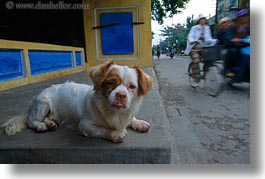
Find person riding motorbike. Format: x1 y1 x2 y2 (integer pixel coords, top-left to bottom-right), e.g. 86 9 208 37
169 46 174 59
157 45 161 59
224 9 250 84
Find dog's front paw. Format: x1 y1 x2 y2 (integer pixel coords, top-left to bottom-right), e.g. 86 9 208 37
44 118 58 131
110 131 126 143
130 118 150 132
35 123 48 132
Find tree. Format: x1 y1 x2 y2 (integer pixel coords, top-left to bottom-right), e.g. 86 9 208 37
174 23 187 51
156 16 196 52
186 15 196 32
151 0 190 24
159 23 186 47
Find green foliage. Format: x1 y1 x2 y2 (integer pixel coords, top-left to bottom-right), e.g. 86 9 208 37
157 22 187 50
151 0 190 24
153 16 197 52
186 15 196 32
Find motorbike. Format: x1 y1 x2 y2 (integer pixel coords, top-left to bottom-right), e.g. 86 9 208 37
170 51 174 59
225 36 250 86
169 49 174 59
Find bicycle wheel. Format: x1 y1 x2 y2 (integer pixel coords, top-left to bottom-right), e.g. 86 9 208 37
204 64 224 96
187 62 195 86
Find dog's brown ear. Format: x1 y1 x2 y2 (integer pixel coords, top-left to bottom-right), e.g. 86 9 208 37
134 67 154 97
89 61 115 90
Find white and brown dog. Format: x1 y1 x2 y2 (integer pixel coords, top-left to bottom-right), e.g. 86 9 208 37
1 61 153 143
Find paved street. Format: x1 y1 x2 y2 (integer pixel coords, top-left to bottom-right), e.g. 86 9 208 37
153 54 250 164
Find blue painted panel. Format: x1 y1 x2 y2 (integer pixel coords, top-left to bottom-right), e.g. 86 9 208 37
100 12 134 55
28 50 73 75
0 50 25 82
75 51 83 66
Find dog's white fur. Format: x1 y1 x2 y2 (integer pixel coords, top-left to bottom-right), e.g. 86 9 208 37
1 61 153 143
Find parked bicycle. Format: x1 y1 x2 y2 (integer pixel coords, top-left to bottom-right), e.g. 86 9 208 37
187 45 226 96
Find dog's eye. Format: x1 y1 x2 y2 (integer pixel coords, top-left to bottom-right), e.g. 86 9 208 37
128 84 136 90
103 80 116 87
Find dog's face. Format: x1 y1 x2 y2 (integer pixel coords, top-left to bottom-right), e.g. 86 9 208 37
89 61 153 110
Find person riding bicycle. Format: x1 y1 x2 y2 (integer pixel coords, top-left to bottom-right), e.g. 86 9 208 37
184 14 218 87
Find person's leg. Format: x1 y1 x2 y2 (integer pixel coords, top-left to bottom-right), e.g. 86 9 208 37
225 47 239 77
189 47 201 87
235 54 250 82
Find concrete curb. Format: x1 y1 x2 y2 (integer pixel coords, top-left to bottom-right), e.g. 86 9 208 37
0 68 171 164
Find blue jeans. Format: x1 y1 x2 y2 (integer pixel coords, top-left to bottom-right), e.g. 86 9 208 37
234 54 250 82
225 46 250 82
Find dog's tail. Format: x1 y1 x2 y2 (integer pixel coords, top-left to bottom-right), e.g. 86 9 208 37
1 114 27 136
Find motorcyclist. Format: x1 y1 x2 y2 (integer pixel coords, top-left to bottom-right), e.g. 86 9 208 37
169 46 174 59
226 8 250 83
157 45 161 59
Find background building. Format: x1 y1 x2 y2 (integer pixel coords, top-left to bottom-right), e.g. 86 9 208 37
216 0 250 22
0 0 152 91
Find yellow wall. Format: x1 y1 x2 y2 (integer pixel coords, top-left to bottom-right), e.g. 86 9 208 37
83 0 152 67
0 0 152 91
0 39 87 91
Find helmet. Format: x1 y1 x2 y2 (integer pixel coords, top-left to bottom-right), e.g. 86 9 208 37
237 9 249 17
218 17 231 26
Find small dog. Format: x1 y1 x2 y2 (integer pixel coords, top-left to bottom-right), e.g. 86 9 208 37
1 61 153 143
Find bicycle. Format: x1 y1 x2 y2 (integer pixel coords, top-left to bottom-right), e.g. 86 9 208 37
187 45 225 96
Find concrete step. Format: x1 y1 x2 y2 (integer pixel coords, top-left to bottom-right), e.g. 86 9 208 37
0 68 171 164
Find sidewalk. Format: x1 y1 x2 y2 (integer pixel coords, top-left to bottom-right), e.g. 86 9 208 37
0 68 171 164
